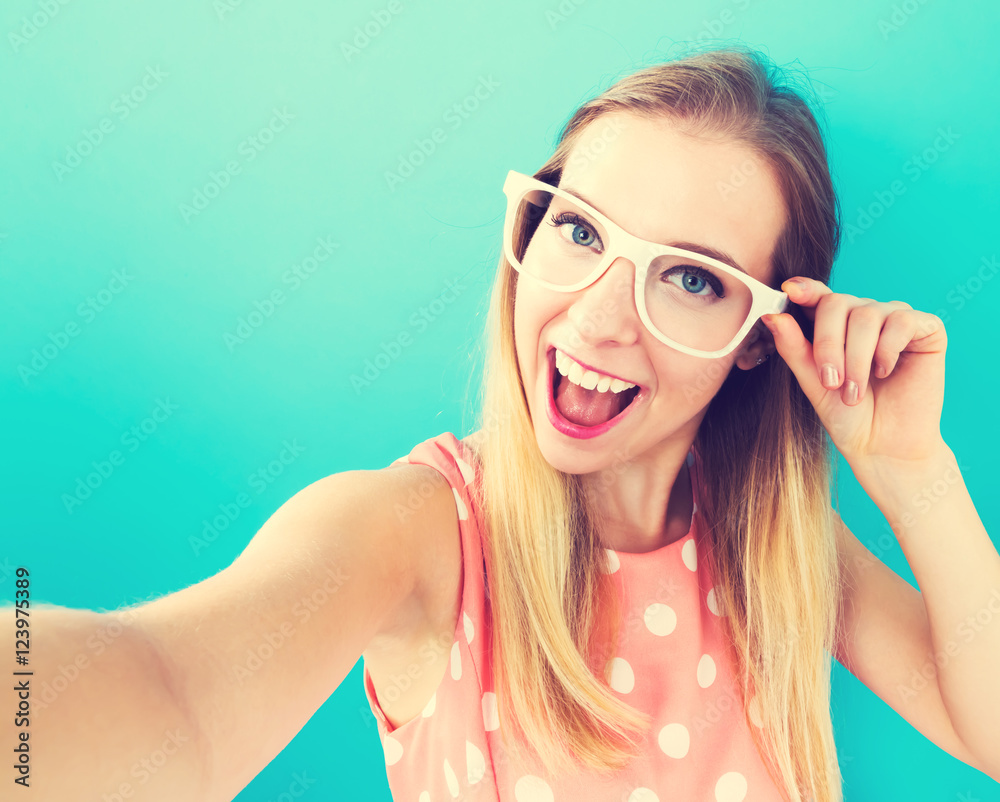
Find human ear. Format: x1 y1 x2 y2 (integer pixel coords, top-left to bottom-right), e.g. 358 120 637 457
732 321 776 371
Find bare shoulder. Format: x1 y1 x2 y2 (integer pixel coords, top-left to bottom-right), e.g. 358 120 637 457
358 452 469 728
373 458 465 641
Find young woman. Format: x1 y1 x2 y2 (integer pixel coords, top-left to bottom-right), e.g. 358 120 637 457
8 46 998 802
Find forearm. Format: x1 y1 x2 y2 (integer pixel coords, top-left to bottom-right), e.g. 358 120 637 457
859 442 1000 773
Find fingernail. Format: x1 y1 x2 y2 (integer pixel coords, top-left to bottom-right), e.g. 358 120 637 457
844 380 858 405
821 364 839 388
784 278 806 291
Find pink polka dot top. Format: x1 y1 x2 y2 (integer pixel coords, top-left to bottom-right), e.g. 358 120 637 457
362 432 787 801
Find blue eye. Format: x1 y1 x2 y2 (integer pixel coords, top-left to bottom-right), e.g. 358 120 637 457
569 225 594 246
661 267 725 298
681 273 708 294
548 212 604 251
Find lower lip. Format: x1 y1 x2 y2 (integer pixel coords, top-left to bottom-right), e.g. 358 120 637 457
544 348 643 440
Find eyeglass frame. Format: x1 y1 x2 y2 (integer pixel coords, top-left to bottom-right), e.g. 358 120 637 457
501 169 790 359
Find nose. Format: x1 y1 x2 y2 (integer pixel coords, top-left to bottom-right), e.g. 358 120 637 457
565 256 643 347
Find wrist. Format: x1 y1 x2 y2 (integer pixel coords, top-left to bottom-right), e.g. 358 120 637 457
848 440 960 515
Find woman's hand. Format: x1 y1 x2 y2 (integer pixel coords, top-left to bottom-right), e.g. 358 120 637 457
761 276 949 483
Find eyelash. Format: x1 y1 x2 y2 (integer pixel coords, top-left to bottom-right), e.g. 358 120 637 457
546 208 725 298
548 211 603 248
663 264 726 298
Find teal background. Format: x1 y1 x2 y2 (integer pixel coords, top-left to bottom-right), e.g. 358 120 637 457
2 0 998 799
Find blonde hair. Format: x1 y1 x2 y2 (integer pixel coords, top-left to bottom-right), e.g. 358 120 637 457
462 44 843 802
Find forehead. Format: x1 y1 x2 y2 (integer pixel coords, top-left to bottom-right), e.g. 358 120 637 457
561 112 787 285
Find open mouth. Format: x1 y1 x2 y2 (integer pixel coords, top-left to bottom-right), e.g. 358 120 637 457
546 347 642 437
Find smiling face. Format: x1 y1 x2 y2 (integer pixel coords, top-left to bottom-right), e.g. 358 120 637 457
512 111 788 475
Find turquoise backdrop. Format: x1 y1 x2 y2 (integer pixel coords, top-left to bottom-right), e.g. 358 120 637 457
2 1 998 799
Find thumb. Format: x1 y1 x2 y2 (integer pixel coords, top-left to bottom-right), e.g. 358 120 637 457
761 313 826 406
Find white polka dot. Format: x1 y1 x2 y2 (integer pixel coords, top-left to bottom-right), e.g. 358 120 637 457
747 695 763 728
464 611 475 644
452 487 469 521
383 734 403 765
482 692 499 731
421 691 436 718
466 740 486 784
715 771 747 802
706 587 721 616
451 641 462 680
692 500 699 515
418 792 431 802
455 456 476 485
627 788 659 802
443 757 459 797
514 774 554 802
603 548 620 574
608 657 635 693
657 722 690 758
697 653 717 688
681 538 697 571
644 603 677 636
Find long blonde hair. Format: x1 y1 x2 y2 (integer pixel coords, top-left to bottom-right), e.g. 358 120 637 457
462 44 843 802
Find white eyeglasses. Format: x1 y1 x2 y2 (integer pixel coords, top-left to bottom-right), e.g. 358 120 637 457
502 170 789 358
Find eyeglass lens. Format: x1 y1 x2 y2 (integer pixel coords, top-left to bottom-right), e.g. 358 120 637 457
510 189 755 352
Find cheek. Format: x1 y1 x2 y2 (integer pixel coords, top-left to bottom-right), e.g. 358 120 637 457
512 282 542 382
513 281 559 357
650 353 739 406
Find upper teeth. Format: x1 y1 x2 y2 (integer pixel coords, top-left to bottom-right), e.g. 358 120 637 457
555 349 637 393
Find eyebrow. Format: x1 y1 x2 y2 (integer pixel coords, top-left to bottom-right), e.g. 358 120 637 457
559 185 749 275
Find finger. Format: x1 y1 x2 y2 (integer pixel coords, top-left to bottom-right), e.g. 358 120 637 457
761 312 825 406
843 304 887 405
872 308 933 376
780 276 834 322
810 293 853 391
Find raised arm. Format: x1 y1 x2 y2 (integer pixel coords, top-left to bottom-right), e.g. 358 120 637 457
3 462 451 801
